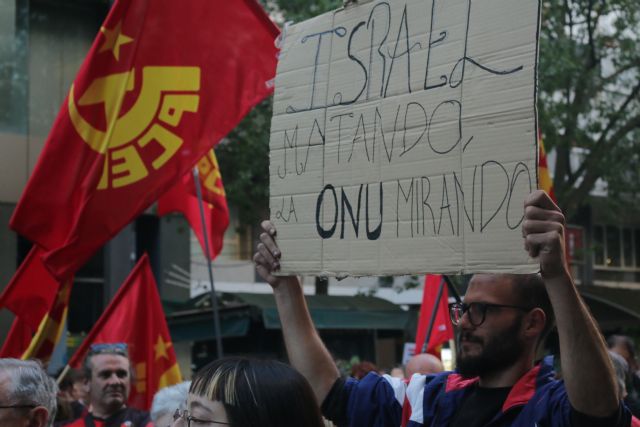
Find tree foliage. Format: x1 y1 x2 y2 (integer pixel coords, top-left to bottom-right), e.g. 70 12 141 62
539 0 640 217
216 100 273 227
264 0 342 23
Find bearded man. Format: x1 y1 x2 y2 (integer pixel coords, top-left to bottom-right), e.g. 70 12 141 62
254 191 631 427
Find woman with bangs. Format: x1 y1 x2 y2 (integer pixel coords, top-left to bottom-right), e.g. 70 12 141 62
171 357 325 427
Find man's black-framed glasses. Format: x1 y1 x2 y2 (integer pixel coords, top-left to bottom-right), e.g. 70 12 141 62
173 408 231 426
449 302 532 327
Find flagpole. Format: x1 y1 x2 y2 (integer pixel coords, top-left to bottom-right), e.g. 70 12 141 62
56 364 71 385
421 276 446 354
443 275 462 303
192 167 224 359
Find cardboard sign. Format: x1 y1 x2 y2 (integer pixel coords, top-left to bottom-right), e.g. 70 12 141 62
269 0 541 276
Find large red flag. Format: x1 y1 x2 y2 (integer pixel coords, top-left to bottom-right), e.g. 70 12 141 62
67 254 181 410
10 0 279 280
414 274 454 357
158 149 230 260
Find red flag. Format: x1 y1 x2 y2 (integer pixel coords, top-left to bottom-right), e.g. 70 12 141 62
189 149 228 209
67 254 182 410
21 279 73 362
414 275 454 357
158 149 229 260
0 319 33 358
0 247 73 361
10 0 279 280
0 248 60 331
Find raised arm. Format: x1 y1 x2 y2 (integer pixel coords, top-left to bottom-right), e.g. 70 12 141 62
254 220 340 403
522 190 619 416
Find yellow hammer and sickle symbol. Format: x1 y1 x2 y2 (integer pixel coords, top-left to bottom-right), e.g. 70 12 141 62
68 66 200 189
198 151 226 197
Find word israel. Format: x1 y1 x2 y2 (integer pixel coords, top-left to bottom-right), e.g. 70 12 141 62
284 1 522 114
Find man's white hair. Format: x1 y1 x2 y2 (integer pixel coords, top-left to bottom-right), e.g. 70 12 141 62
150 381 191 423
0 358 58 427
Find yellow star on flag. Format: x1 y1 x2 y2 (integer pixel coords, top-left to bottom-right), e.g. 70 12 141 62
99 21 133 61
154 335 173 361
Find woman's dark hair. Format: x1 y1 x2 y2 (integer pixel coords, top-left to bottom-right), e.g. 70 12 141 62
190 357 324 427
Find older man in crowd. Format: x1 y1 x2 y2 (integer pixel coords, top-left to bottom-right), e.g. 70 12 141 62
61 343 150 427
150 381 190 427
0 358 57 427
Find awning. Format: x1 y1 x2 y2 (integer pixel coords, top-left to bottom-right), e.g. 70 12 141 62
579 286 640 329
168 308 252 342
165 292 409 342
229 292 409 330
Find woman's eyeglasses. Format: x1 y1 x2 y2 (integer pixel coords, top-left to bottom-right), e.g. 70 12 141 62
173 408 231 426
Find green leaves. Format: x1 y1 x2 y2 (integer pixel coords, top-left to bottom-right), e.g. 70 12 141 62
538 0 640 215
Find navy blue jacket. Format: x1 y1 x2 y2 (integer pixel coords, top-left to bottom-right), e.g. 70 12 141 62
323 356 630 427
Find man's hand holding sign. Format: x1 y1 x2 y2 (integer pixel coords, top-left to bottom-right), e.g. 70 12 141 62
256 0 628 426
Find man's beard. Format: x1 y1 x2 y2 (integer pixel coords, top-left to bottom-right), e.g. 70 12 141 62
456 316 525 378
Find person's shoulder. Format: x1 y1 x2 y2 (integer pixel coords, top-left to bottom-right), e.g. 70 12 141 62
54 417 85 427
123 407 151 426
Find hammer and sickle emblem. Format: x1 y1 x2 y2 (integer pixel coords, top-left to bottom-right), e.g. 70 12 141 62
68 66 200 189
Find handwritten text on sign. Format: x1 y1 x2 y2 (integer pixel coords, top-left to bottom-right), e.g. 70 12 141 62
269 0 541 276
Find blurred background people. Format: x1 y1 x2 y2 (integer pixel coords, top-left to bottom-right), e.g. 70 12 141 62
56 368 88 421
349 361 377 380
389 365 405 379
608 335 640 399
405 353 444 378
609 350 640 419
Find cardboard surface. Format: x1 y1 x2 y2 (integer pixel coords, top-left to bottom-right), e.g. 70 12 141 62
269 0 541 276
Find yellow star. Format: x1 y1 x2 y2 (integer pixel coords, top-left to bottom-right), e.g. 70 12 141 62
154 335 173 361
99 21 133 61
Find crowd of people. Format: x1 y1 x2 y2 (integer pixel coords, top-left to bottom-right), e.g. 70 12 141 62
1 190 639 427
